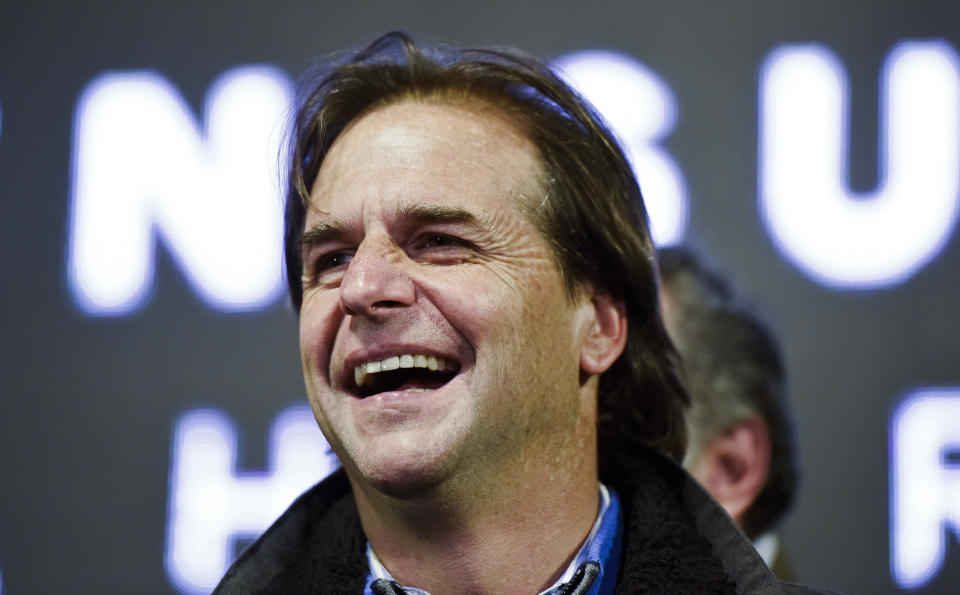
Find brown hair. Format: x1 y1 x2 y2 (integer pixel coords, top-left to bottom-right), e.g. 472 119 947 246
284 31 689 469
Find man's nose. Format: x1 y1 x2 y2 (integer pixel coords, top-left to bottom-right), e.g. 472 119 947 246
338 239 416 317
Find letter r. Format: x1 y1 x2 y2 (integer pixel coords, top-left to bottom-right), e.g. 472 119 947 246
891 388 960 588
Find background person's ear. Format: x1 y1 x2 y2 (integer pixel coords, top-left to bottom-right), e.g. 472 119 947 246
689 416 771 527
579 290 627 375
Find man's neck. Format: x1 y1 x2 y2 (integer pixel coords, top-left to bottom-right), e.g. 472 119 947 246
351 445 599 594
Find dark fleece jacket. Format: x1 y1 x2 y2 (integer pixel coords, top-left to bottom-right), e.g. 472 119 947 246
214 447 830 594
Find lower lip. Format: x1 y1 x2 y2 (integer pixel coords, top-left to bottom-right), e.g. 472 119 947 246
351 381 454 414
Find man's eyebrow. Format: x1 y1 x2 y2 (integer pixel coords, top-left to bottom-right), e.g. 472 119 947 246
301 203 480 248
394 202 479 227
301 218 351 248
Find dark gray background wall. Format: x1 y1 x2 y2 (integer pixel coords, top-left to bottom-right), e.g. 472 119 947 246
1 1 958 593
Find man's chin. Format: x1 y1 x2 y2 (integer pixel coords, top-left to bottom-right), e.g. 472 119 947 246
349 446 456 500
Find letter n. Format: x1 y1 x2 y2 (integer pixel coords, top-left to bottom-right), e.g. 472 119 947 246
68 67 292 314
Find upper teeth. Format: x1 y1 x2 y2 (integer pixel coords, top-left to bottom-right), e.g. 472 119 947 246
354 354 454 388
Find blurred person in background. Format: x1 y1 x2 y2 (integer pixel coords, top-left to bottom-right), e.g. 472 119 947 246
659 246 800 579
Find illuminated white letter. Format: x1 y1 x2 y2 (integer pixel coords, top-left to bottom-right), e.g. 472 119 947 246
760 42 960 288
551 51 687 246
69 67 292 314
891 388 960 588
165 405 339 594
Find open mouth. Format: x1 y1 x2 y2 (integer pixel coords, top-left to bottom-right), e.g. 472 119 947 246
351 354 460 398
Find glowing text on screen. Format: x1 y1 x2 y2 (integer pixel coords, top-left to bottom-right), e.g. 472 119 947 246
165 405 339 594
890 388 960 589
68 67 292 315
65 44 960 313
551 51 687 246
759 41 960 289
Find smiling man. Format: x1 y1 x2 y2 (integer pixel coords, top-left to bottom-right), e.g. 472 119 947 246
215 32 821 594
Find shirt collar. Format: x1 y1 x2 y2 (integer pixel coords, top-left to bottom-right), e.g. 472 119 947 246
364 483 621 595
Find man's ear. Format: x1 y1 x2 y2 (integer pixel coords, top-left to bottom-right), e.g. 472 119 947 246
689 416 771 527
579 290 628 375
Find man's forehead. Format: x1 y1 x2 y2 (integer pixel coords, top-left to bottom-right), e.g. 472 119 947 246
306 98 547 219
325 100 537 168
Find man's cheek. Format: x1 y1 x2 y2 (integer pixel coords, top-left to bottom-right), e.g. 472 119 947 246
299 301 341 366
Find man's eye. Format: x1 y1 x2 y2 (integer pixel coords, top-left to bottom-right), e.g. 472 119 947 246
417 233 474 250
318 252 353 271
410 233 476 263
423 235 454 248
303 251 354 289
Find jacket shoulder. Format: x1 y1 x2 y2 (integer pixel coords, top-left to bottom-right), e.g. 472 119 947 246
213 468 367 594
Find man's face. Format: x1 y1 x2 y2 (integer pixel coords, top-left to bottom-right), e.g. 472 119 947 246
299 99 595 495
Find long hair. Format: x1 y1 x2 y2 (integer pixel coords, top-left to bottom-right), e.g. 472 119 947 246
284 32 689 469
